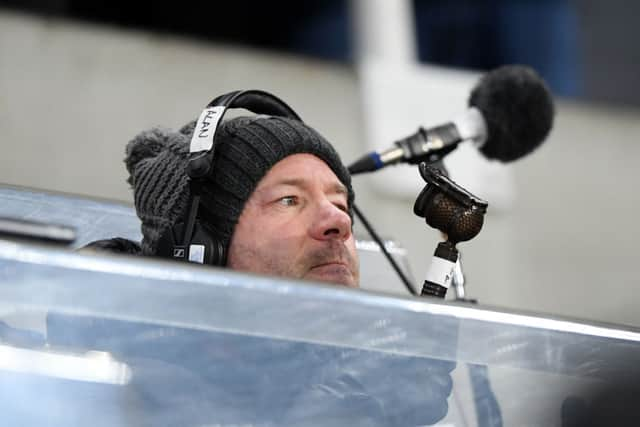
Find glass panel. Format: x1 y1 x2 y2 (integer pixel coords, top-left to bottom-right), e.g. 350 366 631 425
2 186 639 425
1 238 640 425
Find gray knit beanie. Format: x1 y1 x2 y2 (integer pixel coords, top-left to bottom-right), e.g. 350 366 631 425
125 115 354 258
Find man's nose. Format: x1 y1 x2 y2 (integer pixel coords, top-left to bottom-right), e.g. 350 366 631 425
310 200 352 241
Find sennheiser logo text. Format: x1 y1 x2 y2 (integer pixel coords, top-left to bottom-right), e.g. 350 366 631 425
173 248 185 258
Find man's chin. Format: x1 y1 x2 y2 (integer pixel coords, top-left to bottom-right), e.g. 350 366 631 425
305 264 358 288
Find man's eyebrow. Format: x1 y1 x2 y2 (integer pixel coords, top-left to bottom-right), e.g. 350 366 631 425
269 179 348 196
331 182 349 197
271 178 305 188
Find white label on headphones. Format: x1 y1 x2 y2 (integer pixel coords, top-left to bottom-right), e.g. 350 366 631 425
188 244 205 264
425 256 455 288
190 106 225 153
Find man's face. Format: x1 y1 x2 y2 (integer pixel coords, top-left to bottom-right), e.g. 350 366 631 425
227 153 360 287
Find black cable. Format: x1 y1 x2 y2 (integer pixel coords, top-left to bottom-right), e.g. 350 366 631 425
353 203 417 296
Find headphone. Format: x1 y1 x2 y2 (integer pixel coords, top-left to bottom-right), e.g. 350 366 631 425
155 90 302 266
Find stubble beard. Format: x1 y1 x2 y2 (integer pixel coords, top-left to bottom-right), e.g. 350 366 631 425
228 241 359 287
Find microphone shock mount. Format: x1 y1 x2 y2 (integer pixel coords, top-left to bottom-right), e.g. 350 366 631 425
413 163 488 298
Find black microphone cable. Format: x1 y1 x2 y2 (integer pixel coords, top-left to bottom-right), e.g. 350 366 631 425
353 203 417 296
350 159 450 297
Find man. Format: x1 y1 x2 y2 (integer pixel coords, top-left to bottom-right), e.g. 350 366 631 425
118 115 360 287
82 108 453 426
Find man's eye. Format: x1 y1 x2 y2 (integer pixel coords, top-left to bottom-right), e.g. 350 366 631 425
335 203 348 213
278 196 298 207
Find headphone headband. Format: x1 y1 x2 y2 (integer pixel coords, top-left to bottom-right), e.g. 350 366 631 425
208 90 301 119
187 90 301 179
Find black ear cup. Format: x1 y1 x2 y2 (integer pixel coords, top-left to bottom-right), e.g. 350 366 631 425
189 222 226 266
156 222 226 266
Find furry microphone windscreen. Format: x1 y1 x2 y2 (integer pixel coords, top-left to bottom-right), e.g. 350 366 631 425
469 65 555 162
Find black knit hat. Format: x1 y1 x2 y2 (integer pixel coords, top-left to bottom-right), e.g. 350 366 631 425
125 115 354 258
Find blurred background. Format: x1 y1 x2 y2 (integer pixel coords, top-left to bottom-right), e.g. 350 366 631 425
1 0 639 326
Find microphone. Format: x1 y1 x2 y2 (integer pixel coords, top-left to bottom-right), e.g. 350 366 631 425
348 65 555 175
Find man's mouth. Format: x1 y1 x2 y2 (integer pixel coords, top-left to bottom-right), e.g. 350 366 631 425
312 260 348 268
307 262 354 286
